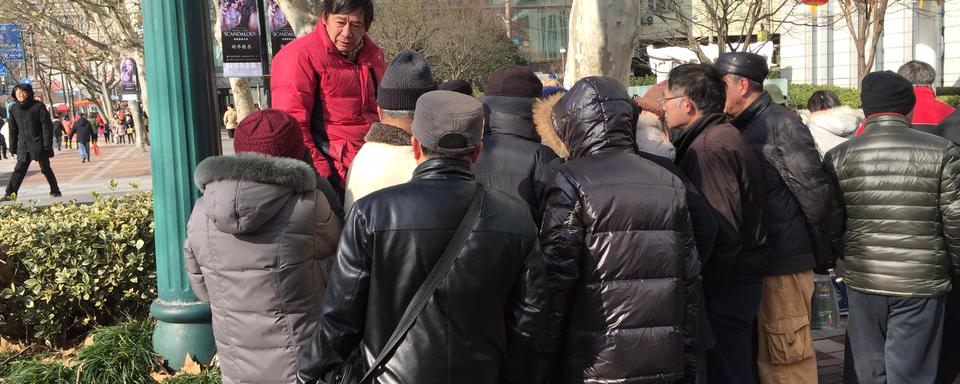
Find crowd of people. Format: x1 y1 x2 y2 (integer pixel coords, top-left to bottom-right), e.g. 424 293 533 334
182 1 960 384
0 83 147 201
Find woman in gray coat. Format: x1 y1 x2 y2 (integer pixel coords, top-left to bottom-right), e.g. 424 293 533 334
184 109 341 384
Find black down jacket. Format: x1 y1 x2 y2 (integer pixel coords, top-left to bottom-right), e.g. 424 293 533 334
824 114 960 297
473 95 561 225
535 77 700 383
70 116 96 144
8 84 54 159
297 159 544 384
730 92 838 274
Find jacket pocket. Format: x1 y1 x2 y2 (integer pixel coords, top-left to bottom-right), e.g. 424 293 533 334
761 315 812 365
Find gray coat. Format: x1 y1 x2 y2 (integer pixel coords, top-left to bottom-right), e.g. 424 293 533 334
185 153 341 384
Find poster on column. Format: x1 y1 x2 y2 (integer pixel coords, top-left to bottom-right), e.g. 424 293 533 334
221 0 264 77
267 0 295 58
119 58 141 101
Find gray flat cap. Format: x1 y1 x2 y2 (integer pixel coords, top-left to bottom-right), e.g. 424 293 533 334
412 90 484 155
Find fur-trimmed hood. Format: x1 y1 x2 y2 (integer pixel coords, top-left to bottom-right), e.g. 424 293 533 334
533 92 568 158
194 153 318 234
533 77 636 160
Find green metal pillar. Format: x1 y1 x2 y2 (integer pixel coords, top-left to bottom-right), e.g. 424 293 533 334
143 0 222 370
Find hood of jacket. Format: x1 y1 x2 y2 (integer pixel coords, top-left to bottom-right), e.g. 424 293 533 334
194 153 317 235
804 106 863 137
480 95 539 141
11 84 35 109
532 77 637 160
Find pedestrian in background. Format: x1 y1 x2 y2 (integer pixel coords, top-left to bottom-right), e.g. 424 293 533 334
52 116 64 151
62 116 73 149
801 90 862 156
223 103 238 139
70 112 96 163
3 83 61 200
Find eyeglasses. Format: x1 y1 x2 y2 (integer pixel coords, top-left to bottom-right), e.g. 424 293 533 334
657 95 684 106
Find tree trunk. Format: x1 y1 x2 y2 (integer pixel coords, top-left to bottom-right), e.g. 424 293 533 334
230 78 256 122
277 0 321 37
563 0 643 88
99 79 116 124
130 100 147 151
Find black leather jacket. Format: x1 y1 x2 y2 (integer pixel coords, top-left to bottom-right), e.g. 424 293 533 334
536 77 700 383
297 159 544 384
730 92 838 274
825 114 960 297
474 95 561 225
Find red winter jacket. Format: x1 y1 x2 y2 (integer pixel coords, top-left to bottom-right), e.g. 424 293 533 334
271 21 385 188
855 87 956 136
912 87 955 127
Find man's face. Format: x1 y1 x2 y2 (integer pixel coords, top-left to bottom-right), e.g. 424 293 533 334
14 89 27 102
722 75 743 116
662 88 689 130
324 10 365 54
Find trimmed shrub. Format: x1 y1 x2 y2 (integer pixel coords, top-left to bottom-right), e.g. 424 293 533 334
789 84 862 109
937 95 960 108
629 74 658 86
0 191 156 344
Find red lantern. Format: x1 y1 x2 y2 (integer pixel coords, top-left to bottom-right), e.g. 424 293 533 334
802 0 828 14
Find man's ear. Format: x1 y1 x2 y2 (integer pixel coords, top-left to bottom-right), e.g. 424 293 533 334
469 143 484 164
411 136 423 162
739 77 750 98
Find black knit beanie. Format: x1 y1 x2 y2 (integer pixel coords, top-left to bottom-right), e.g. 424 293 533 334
377 49 438 111
484 66 543 98
439 79 474 96
861 71 916 117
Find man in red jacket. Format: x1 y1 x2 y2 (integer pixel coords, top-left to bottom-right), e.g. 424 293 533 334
271 0 385 195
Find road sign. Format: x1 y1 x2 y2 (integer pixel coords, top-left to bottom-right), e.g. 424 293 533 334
0 24 23 61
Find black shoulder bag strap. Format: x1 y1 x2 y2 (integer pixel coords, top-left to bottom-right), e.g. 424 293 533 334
358 185 485 383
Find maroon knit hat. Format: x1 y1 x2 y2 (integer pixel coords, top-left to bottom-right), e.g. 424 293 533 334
233 109 306 160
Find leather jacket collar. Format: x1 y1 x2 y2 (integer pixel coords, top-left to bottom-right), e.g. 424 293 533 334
861 113 912 133
730 91 773 130
412 159 475 182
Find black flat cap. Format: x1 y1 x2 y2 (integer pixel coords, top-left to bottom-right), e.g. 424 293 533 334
714 52 769 83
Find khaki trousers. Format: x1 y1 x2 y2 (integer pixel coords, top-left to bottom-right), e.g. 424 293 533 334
756 269 817 384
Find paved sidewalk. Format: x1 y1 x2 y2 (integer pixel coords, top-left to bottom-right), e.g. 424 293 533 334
814 328 847 384
1 134 234 206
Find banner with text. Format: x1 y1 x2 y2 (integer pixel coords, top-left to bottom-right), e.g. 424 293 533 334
267 0 295 58
119 58 141 101
221 0 264 77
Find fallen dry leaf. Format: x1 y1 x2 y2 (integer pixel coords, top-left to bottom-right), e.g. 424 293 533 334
0 337 24 354
181 354 202 375
60 347 76 358
82 334 95 347
150 371 172 382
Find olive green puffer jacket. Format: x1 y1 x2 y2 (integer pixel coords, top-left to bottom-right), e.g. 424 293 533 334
825 114 960 298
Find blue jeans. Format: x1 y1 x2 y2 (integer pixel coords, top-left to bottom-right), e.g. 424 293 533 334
78 143 89 160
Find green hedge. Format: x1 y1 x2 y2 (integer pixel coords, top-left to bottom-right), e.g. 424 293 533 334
937 95 960 108
0 191 156 345
789 84 862 109
629 75 658 86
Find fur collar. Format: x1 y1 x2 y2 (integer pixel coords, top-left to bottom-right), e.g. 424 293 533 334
194 153 317 193
364 122 412 146
532 92 569 159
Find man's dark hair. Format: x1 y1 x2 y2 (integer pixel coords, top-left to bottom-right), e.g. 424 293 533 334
668 64 727 115
897 60 936 87
419 143 473 162
228 104 235 108
322 0 374 30
806 90 842 112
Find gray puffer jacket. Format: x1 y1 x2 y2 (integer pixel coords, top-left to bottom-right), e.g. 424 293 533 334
184 153 341 384
825 114 960 298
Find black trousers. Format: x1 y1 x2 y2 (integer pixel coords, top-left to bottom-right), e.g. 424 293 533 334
846 289 945 384
0 134 7 157
5 151 60 196
705 282 762 384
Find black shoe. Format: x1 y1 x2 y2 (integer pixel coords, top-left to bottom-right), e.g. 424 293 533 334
1 195 13 202
50 191 62 197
